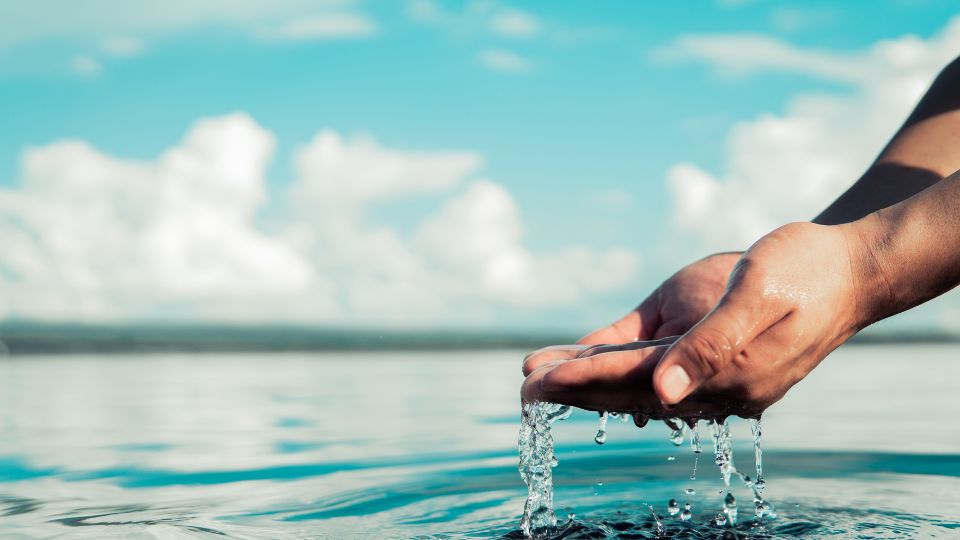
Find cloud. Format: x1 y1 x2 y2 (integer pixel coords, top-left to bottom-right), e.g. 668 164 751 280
0 113 638 326
477 49 531 73
659 18 960 253
101 36 145 57
0 0 362 51
407 0 443 23
490 8 540 38
70 55 102 77
769 7 840 34
258 13 377 41
653 34 865 82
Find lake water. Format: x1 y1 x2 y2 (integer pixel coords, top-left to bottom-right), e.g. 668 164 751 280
0 345 956 538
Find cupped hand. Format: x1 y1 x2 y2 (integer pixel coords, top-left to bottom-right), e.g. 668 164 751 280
522 252 740 377
523 222 871 420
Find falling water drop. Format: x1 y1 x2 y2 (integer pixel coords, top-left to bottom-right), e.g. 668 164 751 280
667 499 680 516
684 487 696 495
667 418 685 446
689 420 703 454
690 455 699 481
594 411 609 445
667 455 676 462
710 420 737 487
749 418 766 493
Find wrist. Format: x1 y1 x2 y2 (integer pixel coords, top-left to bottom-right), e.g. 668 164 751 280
838 212 897 328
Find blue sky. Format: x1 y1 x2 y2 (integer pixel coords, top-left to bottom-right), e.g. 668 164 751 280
2 1 960 331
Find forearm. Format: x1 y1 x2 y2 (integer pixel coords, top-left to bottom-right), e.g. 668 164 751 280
815 56 960 225
844 171 960 327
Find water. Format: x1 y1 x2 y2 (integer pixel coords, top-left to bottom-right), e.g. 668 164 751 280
518 401 568 537
0 346 955 538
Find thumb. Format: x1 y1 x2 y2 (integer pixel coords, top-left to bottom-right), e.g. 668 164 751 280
652 289 783 405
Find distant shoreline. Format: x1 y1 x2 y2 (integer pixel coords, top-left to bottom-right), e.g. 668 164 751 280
0 323 957 355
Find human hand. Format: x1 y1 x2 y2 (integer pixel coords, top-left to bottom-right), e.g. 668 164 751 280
522 222 870 420
522 252 739 377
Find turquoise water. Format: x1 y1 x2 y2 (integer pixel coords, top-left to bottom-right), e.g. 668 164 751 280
0 345 956 538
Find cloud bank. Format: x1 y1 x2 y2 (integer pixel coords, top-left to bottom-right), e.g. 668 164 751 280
661 17 960 252
0 114 638 326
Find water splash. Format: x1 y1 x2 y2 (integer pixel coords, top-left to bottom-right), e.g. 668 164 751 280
518 401 569 537
594 411 609 445
680 502 692 521
723 491 738 526
648 504 665 537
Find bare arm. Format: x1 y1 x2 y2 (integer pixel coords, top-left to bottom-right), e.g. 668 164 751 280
815 56 960 225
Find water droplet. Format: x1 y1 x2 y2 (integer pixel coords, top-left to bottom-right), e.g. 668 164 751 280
667 499 680 516
594 411 608 445
667 455 676 461
684 487 696 495
550 456 558 467
680 503 692 521
689 420 703 454
668 417 685 446
749 418 765 493
545 404 572 424
755 501 771 518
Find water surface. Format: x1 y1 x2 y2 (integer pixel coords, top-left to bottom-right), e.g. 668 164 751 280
0 345 956 538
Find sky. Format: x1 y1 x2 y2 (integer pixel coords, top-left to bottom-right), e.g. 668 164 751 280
1 0 960 332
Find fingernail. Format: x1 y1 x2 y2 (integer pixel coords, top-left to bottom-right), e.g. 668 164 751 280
660 365 691 404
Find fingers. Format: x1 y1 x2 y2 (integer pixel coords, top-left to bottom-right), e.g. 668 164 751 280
577 295 660 345
575 336 680 357
652 285 785 406
521 345 669 412
522 345 589 376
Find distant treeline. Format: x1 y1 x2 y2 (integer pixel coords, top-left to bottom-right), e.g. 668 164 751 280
0 323 578 355
0 323 956 355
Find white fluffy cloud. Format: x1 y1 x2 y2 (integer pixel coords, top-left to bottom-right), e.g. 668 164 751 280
477 49 531 73
661 17 960 252
257 14 377 41
490 9 540 38
0 113 638 325
0 1 358 50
